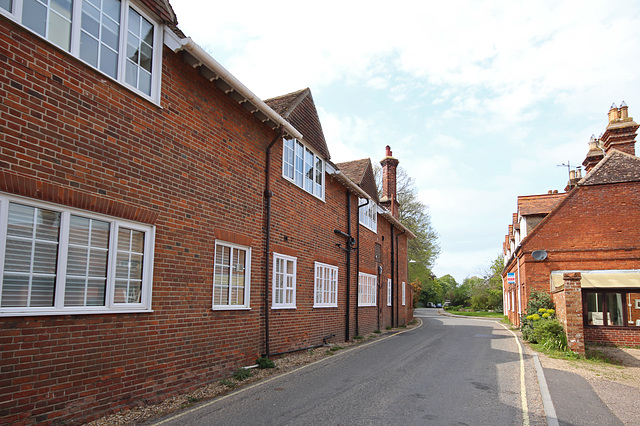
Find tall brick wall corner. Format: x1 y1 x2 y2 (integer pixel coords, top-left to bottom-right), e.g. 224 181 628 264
562 272 585 354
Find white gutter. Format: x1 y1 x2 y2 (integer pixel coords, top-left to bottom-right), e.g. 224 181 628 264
164 29 303 140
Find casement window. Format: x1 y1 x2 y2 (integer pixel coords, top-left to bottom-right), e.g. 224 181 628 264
314 262 337 308
387 278 392 307
212 241 250 310
272 253 296 309
359 198 377 232
0 195 154 316
402 281 406 306
0 0 162 101
358 272 376 307
282 138 324 199
584 290 640 327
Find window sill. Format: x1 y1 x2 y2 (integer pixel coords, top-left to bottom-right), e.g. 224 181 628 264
0 308 153 317
211 307 251 311
313 305 338 309
271 306 297 310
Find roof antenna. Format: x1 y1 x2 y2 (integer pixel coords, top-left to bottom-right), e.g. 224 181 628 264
557 161 571 179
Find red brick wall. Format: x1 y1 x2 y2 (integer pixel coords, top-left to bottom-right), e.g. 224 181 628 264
0 16 412 425
516 182 640 348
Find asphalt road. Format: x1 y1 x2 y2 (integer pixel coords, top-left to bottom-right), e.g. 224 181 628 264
155 308 549 425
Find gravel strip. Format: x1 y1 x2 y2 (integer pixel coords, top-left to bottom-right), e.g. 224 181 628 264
85 327 413 425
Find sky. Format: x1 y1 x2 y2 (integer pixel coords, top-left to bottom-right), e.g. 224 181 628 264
170 0 640 283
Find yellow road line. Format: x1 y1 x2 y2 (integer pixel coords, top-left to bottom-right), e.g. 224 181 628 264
500 322 530 426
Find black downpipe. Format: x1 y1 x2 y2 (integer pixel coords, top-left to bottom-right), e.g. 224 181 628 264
390 225 395 328
396 229 406 327
346 192 352 341
356 198 369 337
264 128 283 358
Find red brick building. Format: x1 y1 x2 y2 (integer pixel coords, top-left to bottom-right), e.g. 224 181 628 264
502 103 640 352
0 1 413 424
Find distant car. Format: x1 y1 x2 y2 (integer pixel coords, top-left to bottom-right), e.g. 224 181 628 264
426 302 435 308
436 303 442 308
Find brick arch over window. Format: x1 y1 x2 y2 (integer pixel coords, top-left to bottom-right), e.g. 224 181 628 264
0 172 158 224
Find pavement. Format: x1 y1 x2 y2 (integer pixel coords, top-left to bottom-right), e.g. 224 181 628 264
439 309 639 425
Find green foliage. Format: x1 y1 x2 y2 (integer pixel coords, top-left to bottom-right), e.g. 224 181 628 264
232 367 253 381
373 329 381 334
526 290 554 314
255 357 275 369
374 165 440 278
220 379 236 388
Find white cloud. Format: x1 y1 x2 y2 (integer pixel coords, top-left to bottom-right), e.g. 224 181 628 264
172 0 640 282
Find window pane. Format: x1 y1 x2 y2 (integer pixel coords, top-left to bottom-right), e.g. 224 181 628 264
86 278 106 305
80 32 99 67
0 0 13 13
7 203 35 238
23 0 47 37
51 0 72 18
103 0 119 20
606 293 624 326
49 9 72 50
29 275 56 307
102 17 119 50
64 277 86 306
4 238 32 272
81 2 100 38
100 46 118 78
1 275 29 307
625 293 640 326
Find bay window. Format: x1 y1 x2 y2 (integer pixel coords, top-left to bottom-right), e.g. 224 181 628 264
0 194 154 315
282 138 324 199
0 0 161 100
359 198 377 232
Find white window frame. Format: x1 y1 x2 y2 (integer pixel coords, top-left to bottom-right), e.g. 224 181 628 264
314 262 338 308
272 253 296 309
387 278 392 307
282 138 324 200
358 272 377 307
359 198 377 232
402 281 406 306
0 0 163 103
0 193 154 316
212 241 251 310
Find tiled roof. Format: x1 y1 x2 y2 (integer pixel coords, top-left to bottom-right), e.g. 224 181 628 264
141 0 177 24
580 150 640 186
517 193 567 216
265 89 331 160
335 159 379 202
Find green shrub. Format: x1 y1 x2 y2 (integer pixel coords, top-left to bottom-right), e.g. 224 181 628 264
533 319 568 351
256 357 275 369
232 367 253 381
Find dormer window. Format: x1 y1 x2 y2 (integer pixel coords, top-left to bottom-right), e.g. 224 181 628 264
0 0 162 101
282 138 324 199
359 198 377 232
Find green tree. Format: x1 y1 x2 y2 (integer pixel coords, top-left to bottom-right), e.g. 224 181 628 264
468 255 504 311
374 165 440 284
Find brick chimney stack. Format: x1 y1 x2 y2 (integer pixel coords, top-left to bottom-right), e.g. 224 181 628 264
600 102 638 156
380 145 400 218
582 134 604 173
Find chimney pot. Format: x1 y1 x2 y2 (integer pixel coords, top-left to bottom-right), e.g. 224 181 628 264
569 170 576 179
385 145 392 157
620 102 629 119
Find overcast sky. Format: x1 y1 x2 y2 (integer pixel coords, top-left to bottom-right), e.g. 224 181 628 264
171 0 640 283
